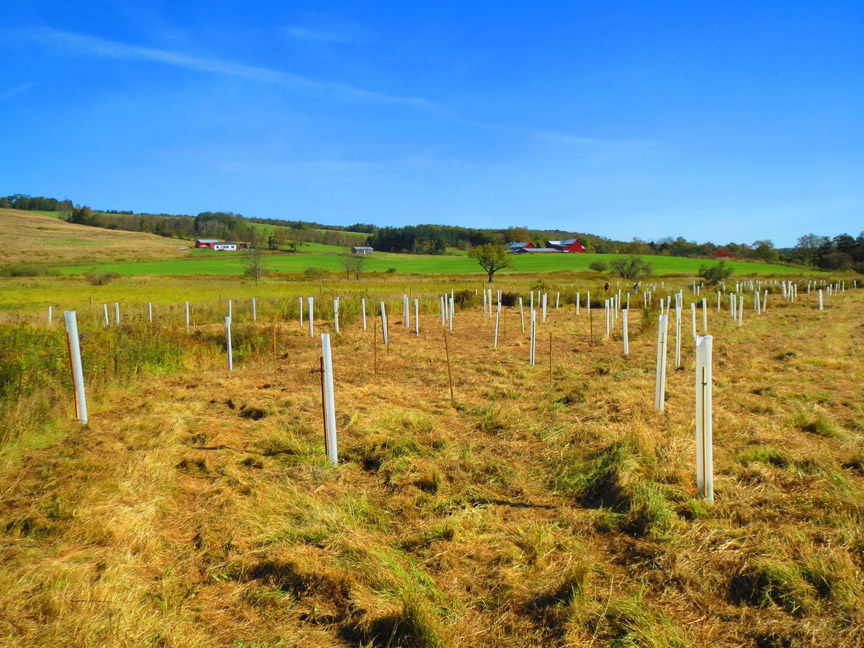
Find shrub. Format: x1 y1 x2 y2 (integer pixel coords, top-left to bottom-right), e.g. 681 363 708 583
699 261 734 285
0 264 41 277
83 268 120 285
589 260 608 272
610 256 652 280
303 267 327 280
500 291 519 307
386 267 397 274
452 290 475 306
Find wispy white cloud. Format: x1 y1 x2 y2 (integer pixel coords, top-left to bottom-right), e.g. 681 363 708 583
285 26 354 44
0 81 37 102
282 18 371 44
26 28 434 109
533 130 656 148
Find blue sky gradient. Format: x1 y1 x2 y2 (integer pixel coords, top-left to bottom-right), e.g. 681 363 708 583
1 1 862 245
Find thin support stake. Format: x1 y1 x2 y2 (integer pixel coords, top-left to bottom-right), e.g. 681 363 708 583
443 328 455 407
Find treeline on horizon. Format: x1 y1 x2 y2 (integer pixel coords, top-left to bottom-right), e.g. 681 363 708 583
2 194 863 271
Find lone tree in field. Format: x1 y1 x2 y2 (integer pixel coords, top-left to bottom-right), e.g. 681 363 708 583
698 260 734 285
244 247 267 284
470 243 512 282
610 255 652 280
344 249 365 280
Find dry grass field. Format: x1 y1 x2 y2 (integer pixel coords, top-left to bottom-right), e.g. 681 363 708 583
0 209 185 265
1 280 862 647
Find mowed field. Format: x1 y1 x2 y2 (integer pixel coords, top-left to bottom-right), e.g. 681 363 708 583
1 274 863 647
53 251 811 277
2 208 813 278
0 209 186 265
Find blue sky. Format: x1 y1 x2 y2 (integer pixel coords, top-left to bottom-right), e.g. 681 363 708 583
1 1 862 246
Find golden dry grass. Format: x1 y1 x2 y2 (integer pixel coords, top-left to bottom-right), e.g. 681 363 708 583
1 283 863 647
0 208 185 265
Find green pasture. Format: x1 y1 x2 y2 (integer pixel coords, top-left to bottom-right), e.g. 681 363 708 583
55 251 812 277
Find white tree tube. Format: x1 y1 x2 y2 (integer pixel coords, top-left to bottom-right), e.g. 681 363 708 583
530 291 534 312
403 294 409 328
654 314 668 411
414 299 419 336
252 297 257 324
361 298 367 330
449 296 454 331
148 302 153 323
64 311 88 424
556 292 560 309
299 297 304 327
675 307 682 368
225 316 233 371
321 333 338 466
695 335 714 503
185 301 190 333
308 297 314 337
701 298 707 332
818 289 824 311
586 291 591 316
691 303 697 341
576 292 580 315
529 309 537 366
114 302 120 325
542 293 547 323
48 306 52 326
519 297 525 333
762 290 768 312
483 290 488 319
605 300 610 337
440 296 445 326
494 303 501 349
334 297 340 334
228 299 232 319
380 302 389 344
737 295 744 327
623 308 629 355
717 291 721 313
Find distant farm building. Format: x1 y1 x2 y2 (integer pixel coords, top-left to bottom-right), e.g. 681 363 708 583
196 239 247 250
547 239 586 253
352 246 374 255
508 239 586 254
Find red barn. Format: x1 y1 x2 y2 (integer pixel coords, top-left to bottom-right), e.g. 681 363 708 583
547 238 586 253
